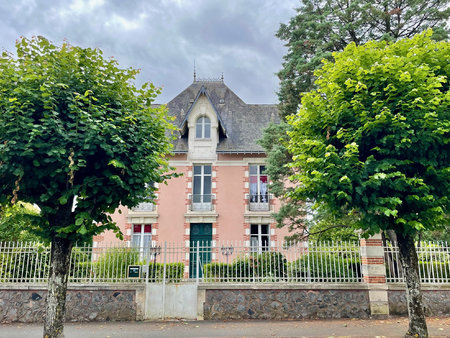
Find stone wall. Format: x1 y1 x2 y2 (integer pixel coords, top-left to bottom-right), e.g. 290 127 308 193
202 286 370 320
388 286 450 316
0 285 144 323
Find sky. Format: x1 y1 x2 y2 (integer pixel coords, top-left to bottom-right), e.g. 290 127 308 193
0 0 298 104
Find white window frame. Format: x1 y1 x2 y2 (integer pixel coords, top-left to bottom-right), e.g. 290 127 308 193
250 224 270 253
196 116 211 139
193 164 212 207
249 165 268 203
131 224 152 258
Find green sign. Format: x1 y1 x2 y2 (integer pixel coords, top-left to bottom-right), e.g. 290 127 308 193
128 265 141 278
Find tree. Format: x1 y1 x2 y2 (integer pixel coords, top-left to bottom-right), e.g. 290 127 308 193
0 37 175 337
0 202 42 242
277 0 450 119
287 31 449 337
258 122 359 241
261 0 449 240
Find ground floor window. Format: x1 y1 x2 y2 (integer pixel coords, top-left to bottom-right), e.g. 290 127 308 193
250 224 269 253
132 224 152 252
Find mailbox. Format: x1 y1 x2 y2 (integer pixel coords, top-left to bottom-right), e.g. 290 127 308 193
128 265 141 278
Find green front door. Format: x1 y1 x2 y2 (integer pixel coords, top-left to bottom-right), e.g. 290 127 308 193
189 223 212 278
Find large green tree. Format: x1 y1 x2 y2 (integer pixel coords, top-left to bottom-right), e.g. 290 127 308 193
0 37 175 337
287 31 449 337
277 0 449 119
261 0 449 240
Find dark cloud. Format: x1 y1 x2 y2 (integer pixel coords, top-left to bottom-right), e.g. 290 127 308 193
0 0 297 103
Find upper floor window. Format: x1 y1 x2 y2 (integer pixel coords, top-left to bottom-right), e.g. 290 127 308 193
249 165 268 203
196 116 211 139
191 165 212 211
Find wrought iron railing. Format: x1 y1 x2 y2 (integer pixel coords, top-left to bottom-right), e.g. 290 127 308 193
247 193 271 211
131 201 155 212
1 241 448 285
384 241 449 283
188 194 215 212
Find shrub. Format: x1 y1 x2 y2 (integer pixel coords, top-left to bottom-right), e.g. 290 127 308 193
418 261 450 282
287 252 361 282
94 247 140 281
203 263 230 282
0 243 49 282
203 252 288 282
147 262 184 283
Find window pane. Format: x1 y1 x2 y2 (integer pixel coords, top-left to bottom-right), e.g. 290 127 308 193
196 122 202 138
204 121 211 138
260 165 266 174
131 234 140 247
249 174 257 197
193 165 201 175
203 176 211 195
193 176 201 195
144 224 152 233
261 235 269 250
143 234 151 249
261 224 269 234
250 224 258 234
250 236 258 252
204 165 211 175
249 165 257 175
133 224 142 233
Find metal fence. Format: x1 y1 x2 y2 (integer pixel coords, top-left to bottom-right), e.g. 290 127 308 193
1 240 448 285
384 241 449 283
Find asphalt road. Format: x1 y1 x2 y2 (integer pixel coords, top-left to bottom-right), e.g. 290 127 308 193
1 317 449 337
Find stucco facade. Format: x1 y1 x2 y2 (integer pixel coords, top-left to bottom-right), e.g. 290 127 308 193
95 78 290 271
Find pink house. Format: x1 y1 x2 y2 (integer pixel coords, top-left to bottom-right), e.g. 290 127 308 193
94 77 291 276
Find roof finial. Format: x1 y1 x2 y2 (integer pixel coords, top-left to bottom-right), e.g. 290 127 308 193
221 72 224 82
193 60 196 82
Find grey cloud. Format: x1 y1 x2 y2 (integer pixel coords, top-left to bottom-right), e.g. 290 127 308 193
0 0 297 103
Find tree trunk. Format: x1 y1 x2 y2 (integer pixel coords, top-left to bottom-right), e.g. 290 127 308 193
44 237 73 338
396 231 428 337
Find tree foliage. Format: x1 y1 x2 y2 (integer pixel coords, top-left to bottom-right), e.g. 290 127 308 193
288 31 449 235
261 0 449 240
0 37 175 242
0 203 41 242
287 31 449 336
277 0 450 119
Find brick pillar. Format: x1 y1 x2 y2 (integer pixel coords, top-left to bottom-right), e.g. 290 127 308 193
360 233 389 316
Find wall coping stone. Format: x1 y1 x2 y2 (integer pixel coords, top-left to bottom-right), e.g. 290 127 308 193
0 283 145 291
387 283 450 291
198 283 369 290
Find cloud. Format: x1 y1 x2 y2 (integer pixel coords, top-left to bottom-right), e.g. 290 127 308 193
0 0 297 103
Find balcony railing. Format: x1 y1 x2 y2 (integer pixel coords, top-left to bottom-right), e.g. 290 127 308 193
248 193 270 211
132 202 155 212
189 194 215 212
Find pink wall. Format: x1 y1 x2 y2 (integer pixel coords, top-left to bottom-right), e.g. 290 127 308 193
215 165 245 242
95 205 128 245
156 165 188 244
104 153 296 246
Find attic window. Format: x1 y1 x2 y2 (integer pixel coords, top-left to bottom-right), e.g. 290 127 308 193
196 116 211 138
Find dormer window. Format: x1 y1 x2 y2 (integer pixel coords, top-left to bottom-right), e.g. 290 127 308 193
196 116 211 139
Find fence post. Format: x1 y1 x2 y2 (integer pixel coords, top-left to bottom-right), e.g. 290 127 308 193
360 233 389 316
162 241 167 320
196 241 200 285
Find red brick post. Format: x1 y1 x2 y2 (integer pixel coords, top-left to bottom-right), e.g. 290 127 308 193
360 233 389 316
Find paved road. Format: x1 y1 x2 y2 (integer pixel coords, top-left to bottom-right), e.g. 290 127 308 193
1 317 449 337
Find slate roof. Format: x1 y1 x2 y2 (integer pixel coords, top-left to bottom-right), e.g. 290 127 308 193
166 80 280 153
